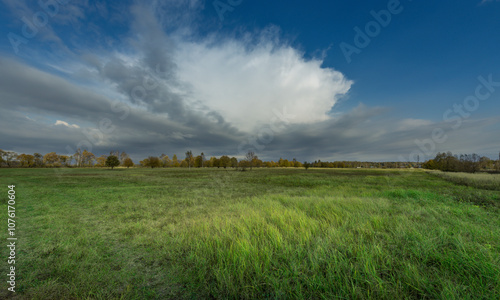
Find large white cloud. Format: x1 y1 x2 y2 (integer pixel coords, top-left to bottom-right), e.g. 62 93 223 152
175 37 353 131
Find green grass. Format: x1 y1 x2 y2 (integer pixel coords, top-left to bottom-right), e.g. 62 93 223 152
428 170 500 191
1 168 499 299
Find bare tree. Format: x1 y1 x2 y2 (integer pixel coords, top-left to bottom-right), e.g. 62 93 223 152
74 149 82 167
120 152 129 164
185 150 194 169
246 150 256 170
2 151 17 167
201 152 206 168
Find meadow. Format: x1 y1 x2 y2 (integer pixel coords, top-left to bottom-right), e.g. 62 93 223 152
0 167 499 299
427 170 500 193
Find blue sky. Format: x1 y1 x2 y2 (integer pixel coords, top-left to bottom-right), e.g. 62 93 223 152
0 0 499 162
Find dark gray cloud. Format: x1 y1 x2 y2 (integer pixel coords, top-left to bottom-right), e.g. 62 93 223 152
1 59 498 162
243 105 500 162
0 57 241 160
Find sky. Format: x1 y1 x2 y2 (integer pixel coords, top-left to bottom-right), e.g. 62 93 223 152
0 0 499 163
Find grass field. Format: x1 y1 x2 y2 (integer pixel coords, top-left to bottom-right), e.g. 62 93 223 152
427 170 500 193
1 168 499 299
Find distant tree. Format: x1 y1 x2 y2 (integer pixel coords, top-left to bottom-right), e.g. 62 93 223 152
201 152 206 167
278 158 290 167
424 152 482 173
185 151 194 169
65 155 73 167
140 158 150 168
148 156 162 169
252 157 263 168
123 157 134 168
194 155 203 168
120 152 129 164
43 152 59 167
220 155 231 169
230 157 238 168
213 158 221 168
17 154 34 167
468 154 480 173
294 160 303 168
3 151 18 167
0 150 4 167
208 156 217 168
74 149 83 167
479 156 492 170
33 153 44 167
303 162 311 170
16 154 24 167
106 155 120 169
160 154 172 167
283 159 290 168
81 150 96 167
422 159 436 170
246 151 256 170
172 154 180 168
238 159 250 171
96 155 107 167
59 155 70 167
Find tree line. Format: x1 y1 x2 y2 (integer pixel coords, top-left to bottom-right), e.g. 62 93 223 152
1 148 499 172
422 152 500 173
0 149 133 169
140 151 276 169
0 148 414 170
